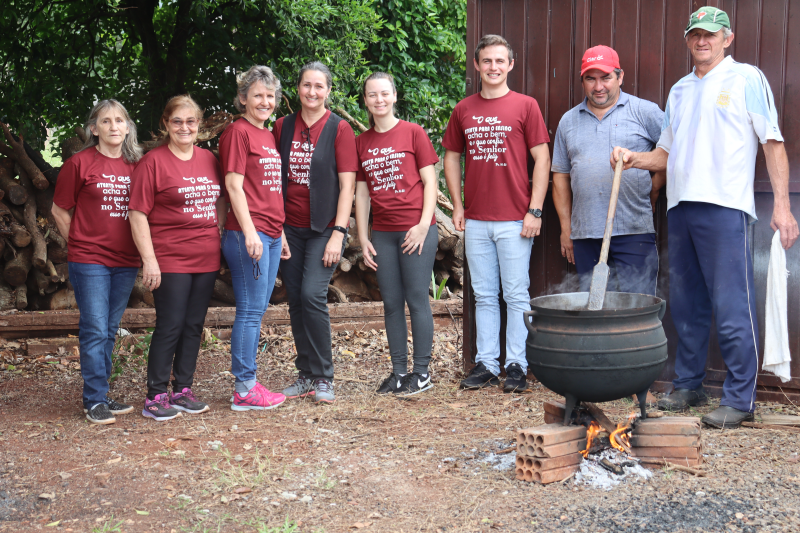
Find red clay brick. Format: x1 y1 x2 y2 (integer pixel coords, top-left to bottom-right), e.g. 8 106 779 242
633 417 701 436
534 438 587 458
629 434 700 447
533 464 581 484
632 446 702 459
518 424 586 447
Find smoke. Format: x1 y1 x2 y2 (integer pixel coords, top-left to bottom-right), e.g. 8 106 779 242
542 271 582 296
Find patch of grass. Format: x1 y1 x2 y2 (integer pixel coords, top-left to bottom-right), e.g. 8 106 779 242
91 517 123 533
212 448 275 491
247 517 299 533
314 466 338 490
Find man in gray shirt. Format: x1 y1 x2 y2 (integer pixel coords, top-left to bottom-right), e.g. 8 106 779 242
552 45 665 295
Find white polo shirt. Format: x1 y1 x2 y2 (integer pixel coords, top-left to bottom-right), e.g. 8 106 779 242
657 55 782 220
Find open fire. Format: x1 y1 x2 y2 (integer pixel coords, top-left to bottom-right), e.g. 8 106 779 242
580 412 636 457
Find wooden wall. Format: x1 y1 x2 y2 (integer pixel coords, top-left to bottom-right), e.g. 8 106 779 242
463 0 800 403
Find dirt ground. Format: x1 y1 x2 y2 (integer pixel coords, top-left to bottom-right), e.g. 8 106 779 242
1 325 800 533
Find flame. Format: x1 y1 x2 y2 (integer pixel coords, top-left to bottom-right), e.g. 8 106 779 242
610 412 637 452
580 421 602 458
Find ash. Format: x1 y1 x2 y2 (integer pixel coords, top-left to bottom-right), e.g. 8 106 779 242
575 448 652 490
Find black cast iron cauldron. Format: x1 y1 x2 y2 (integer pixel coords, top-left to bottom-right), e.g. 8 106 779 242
524 292 668 424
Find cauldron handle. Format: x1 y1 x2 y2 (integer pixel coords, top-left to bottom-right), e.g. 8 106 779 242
523 310 537 337
657 299 667 321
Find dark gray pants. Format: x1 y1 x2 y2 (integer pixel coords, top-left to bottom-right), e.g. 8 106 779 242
372 225 437 375
281 225 342 380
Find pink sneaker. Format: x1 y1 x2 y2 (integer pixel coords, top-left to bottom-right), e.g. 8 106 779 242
231 382 286 411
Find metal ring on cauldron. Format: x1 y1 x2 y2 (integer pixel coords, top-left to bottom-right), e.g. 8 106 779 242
529 339 667 355
528 355 668 372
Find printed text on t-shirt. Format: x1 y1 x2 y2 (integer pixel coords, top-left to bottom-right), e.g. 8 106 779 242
463 116 511 166
288 141 314 187
178 178 221 219
96 173 132 219
360 147 407 194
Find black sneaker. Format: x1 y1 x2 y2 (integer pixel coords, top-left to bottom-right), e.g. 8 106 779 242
107 398 134 415
503 363 528 393
142 393 182 421
376 373 403 394
657 385 708 412
86 403 116 425
701 406 754 429
83 398 133 415
396 373 434 396
459 362 500 389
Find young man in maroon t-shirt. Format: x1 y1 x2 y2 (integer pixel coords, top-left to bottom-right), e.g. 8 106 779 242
443 34 551 393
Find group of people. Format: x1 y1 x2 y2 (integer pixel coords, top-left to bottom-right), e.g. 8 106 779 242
55 61 442 425
57 5 797 430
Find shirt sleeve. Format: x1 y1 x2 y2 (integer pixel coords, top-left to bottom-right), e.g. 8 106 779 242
334 121 360 172
129 157 156 216
219 126 248 176
272 118 283 152
523 99 550 148
355 136 367 182
413 124 441 170
52 157 81 211
656 94 674 153
745 68 784 144
641 100 666 145
550 120 571 173
441 106 465 153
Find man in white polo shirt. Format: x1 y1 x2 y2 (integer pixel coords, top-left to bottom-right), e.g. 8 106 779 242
612 6 798 428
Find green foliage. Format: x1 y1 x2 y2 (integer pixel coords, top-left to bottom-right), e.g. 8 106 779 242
366 0 467 149
0 1 465 150
430 271 447 300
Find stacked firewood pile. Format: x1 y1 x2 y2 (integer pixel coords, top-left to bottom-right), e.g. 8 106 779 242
0 114 464 311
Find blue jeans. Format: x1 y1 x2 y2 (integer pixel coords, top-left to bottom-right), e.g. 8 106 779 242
222 229 282 390
69 262 138 409
465 219 533 376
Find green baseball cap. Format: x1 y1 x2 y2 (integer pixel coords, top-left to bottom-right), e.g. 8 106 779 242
684 6 731 37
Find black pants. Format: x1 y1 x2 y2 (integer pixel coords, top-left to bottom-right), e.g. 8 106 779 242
573 233 658 295
146 271 216 398
372 226 437 375
282 225 343 380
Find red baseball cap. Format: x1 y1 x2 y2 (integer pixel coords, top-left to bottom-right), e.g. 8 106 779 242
580 45 621 76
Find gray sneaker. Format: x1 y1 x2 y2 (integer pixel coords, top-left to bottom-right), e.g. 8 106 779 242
313 378 335 404
282 375 315 399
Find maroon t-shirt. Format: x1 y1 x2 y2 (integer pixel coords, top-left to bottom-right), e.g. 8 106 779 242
442 91 549 221
356 120 439 231
53 148 140 267
219 118 284 238
129 145 222 273
273 111 358 228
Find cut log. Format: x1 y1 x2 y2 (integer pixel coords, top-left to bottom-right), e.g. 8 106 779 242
15 284 27 310
3 246 33 287
0 279 15 310
0 122 49 190
0 166 27 205
434 266 449 286
339 257 352 272
54 263 69 283
331 270 371 302
45 260 59 282
40 287 78 310
327 284 348 303
34 268 51 294
34 186 67 248
75 126 88 143
9 222 31 248
47 242 69 264
15 164 47 271
129 277 154 307
213 279 236 305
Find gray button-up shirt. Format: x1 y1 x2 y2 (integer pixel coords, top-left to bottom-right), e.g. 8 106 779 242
551 91 664 240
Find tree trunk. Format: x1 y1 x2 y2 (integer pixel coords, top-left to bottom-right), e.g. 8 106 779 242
14 284 27 310
0 122 49 190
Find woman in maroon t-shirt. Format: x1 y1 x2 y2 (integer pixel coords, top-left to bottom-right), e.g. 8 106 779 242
52 99 142 425
129 95 225 422
354 72 440 396
220 65 290 411
273 62 358 404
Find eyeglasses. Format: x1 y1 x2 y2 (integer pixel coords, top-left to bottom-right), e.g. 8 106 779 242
252 258 261 280
300 127 312 153
170 118 199 128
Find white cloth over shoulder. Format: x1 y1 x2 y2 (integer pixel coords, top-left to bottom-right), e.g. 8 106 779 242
763 230 792 382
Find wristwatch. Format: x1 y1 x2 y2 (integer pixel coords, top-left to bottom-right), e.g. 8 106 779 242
527 208 543 218
332 225 348 235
